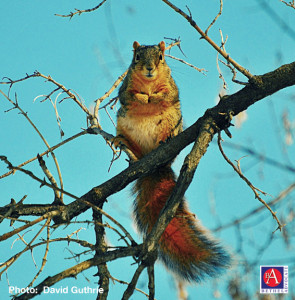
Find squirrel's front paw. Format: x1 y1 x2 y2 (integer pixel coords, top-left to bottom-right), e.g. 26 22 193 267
134 93 149 104
148 93 162 103
111 135 128 149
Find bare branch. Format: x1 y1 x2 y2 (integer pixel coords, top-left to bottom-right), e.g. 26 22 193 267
166 54 207 74
0 211 59 242
37 154 60 203
144 118 215 257
205 0 223 35
147 265 155 300
27 220 51 287
110 276 152 298
164 37 184 55
0 130 87 179
214 182 295 232
34 91 64 138
93 70 128 122
217 29 247 86
0 218 51 278
14 245 142 299
1 71 89 114
280 0 295 9
55 0 108 18
161 0 253 79
122 264 146 300
82 200 136 246
0 89 64 201
0 156 79 201
220 140 295 173
217 132 284 231
5 60 289 227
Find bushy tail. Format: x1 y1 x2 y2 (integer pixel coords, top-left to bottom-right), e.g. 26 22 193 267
133 166 231 282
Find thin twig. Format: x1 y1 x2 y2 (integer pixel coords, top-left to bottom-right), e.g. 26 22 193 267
214 182 295 232
216 29 228 89
0 130 87 179
34 92 64 137
99 96 119 110
1 235 94 283
164 37 184 55
37 154 60 202
27 219 51 287
87 126 137 162
165 54 207 74
1 72 89 114
14 245 142 299
104 107 116 127
217 132 284 232
82 200 136 246
36 72 90 115
0 218 51 278
55 0 108 18
0 156 79 200
97 220 132 247
0 89 64 202
161 0 253 79
205 0 223 35
220 140 295 173
93 69 128 122
12 230 31 249
279 0 295 10
0 215 30 225
0 211 59 242
217 29 247 85
218 58 248 85
111 276 153 299
216 57 228 90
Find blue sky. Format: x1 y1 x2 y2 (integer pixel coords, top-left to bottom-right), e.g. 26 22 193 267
1 1 295 299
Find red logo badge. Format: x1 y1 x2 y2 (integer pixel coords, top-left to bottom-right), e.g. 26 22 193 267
260 266 288 294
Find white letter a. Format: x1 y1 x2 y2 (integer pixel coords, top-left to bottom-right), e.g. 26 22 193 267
266 269 279 284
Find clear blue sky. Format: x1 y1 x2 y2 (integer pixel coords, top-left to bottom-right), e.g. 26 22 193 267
1 1 295 299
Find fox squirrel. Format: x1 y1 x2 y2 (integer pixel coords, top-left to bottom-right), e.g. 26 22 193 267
114 41 230 281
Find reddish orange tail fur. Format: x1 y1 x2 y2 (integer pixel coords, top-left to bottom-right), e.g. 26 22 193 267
133 166 230 282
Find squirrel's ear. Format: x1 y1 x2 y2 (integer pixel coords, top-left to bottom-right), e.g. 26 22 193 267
159 41 166 52
133 41 140 50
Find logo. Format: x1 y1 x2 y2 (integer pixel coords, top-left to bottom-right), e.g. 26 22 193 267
260 266 288 294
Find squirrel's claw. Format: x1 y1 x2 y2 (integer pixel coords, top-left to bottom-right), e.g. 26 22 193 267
111 135 127 149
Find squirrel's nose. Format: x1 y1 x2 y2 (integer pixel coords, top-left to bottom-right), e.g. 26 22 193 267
146 67 153 72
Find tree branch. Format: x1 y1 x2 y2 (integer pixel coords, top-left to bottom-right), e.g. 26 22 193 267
55 0 108 18
61 61 295 222
217 132 284 231
14 245 142 299
2 62 295 225
161 0 253 79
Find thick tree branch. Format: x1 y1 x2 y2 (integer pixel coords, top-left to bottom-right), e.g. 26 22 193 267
62 61 295 221
1 62 294 226
144 118 215 254
14 245 142 300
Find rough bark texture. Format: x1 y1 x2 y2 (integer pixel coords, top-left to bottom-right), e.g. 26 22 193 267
2 61 294 224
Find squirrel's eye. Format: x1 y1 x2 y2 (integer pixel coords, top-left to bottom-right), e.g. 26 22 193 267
135 54 140 62
159 54 163 61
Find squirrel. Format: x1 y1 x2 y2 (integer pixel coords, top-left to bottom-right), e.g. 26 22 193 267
113 41 231 282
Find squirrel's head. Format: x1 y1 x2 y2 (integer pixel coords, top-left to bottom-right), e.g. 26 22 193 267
131 41 167 80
